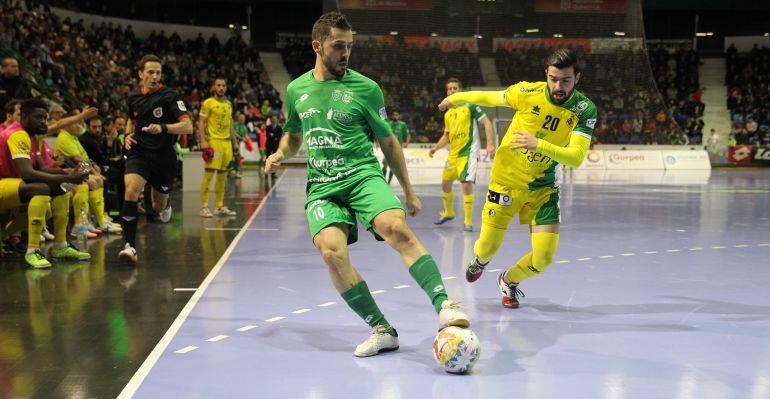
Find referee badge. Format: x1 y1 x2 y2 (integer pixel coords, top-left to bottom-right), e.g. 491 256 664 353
153 107 163 118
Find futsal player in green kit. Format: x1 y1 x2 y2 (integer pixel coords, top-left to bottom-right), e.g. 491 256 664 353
381 110 410 184
264 12 469 357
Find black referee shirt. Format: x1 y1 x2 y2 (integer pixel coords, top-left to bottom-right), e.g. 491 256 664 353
127 84 189 151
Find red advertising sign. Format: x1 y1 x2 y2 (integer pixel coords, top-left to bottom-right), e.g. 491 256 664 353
430 37 478 53
728 145 753 163
535 0 626 13
493 38 590 53
340 0 432 10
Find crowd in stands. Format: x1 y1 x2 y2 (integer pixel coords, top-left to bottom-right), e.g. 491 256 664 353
281 37 483 142
0 1 284 148
0 0 287 265
496 44 702 145
725 43 770 147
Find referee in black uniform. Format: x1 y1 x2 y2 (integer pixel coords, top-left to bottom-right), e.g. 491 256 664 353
118 54 191 262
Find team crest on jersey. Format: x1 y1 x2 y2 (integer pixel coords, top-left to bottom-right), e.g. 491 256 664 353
567 116 575 128
586 118 597 128
332 90 342 101
531 105 540 115
379 107 387 120
342 92 353 104
300 93 309 102
153 107 163 118
177 101 187 111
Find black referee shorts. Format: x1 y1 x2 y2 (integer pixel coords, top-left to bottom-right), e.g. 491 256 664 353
125 149 177 194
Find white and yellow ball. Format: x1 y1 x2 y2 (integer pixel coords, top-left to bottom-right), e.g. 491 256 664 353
432 327 480 374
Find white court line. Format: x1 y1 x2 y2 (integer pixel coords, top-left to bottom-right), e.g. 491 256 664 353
599 255 614 259
118 172 287 399
689 248 703 251
174 346 198 354
734 244 749 248
555 260 570 264
393 285 410 289
173 288 197 292
205 228 279 231
666 249 681 253
442 276 457 280
236 325 257 332
264 317 284 323
759 244 770 247
621 253 636 256
711 246 725 249
318 302 336 307
644 251 658 254
676 229 686 232
206 335 229 342
577 258 592 261
370 290 386 295
292 308 311 314
487 269 502 272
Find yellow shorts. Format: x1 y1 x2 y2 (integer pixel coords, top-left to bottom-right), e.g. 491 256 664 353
205 139 234 171
441 155 477 182
481 187 560 229
0 178 23 211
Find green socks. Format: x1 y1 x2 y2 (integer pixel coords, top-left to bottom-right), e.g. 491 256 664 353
409 254 449 313
341 281 392 331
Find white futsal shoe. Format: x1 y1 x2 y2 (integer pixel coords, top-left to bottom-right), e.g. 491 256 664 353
438 299 470 329
353 325 399 357
118 243 138 263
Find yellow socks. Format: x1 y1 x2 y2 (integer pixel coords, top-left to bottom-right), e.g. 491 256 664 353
88 188 106 227
51 193 71 245
505 232 560 284
72 183 89 225
27 195 50 249
441 191 454 217
201 169 215 207
463 194 474 226
473 225 507 263
214 171 227 208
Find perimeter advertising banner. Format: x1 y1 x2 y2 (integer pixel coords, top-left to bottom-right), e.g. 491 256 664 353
604 150 664 169
728 145 753 164
753 147 770 165
580 150 607 169
535 0 626 13
661 151 711 170
339 0 432 10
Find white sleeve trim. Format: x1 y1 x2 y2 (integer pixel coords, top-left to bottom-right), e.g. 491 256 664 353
572 130 592 140
11 154 31 159
476 114 488 122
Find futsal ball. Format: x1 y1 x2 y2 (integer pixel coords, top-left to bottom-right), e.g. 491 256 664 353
433 327 480 374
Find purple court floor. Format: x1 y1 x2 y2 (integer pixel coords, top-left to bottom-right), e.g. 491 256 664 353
121 168 770 399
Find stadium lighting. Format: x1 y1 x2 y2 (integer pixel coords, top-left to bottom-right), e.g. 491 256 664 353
526 28 539 33
228 23 235 29
695 32 714 37
431 33 438 37
352 31 357 34
614 31 626 36
241 25 247 30
553 34 563 38
765 33 769 37
390 31 398 35
474 34 483 39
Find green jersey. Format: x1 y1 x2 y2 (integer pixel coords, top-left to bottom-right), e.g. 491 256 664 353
284 69 393 188
388 120 409 145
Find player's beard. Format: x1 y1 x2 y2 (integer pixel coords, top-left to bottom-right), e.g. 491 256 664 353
550 89 572 104
321 50 347 78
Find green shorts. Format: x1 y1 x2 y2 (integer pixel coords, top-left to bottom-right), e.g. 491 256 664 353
305 174 404 245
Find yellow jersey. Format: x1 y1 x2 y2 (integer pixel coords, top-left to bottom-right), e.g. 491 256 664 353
444 103 486 158
490 81 596 192
200 97 233 140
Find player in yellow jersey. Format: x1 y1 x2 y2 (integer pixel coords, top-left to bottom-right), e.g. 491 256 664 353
439 49 597 308
429 78 495 232
199 77 237 217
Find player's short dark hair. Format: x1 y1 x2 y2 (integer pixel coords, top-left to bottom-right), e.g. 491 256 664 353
446 77 463 88
4 99 21 116
212 76 227 84
20 98 48 117
139 54 162 71
88 117 103 126
312 12 352 43
546 49 580 74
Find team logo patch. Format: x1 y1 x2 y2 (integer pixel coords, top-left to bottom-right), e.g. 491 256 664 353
379 107 387 120
531 105 540 115
153 107 163 118
177 101 187 111
342 92 353 104
299 108 321 120
567 116 575 127
332 90 342 102
300 93 309 102
586 118 597 129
